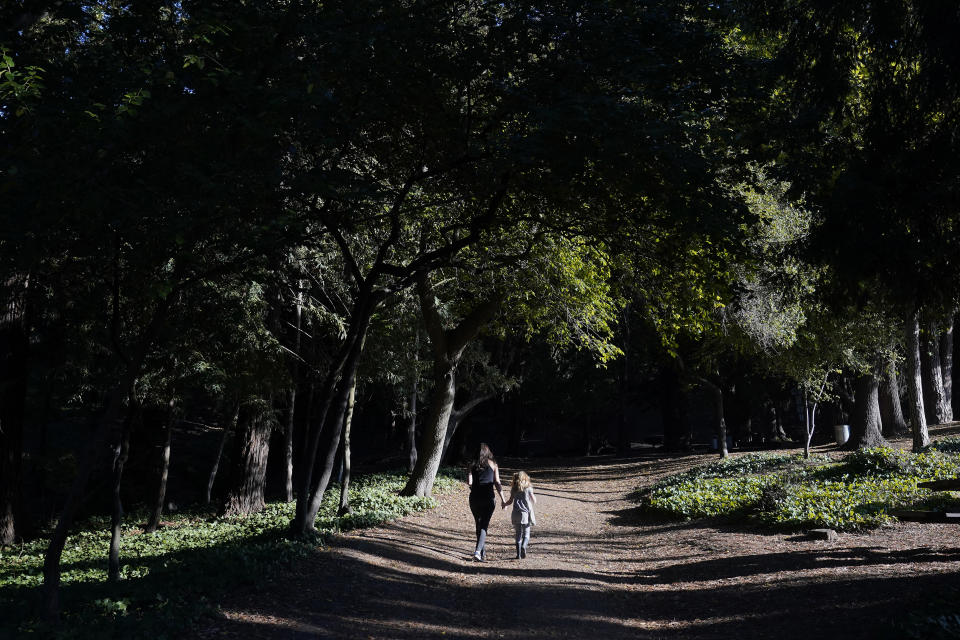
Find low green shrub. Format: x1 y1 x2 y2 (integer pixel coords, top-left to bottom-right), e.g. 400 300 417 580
1 468 461 639
644 446 960 532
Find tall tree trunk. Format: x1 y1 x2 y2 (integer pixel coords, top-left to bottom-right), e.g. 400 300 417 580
291 301 372 537
285 282 305 503
145 391 176 533
618 305 631 455
0 307 28 546
702 379 728 459
905 311 929 450
940 320 954 422
401 275 501 497
300 335 367 532
848 373 886 449
407 333 419 474
879 355 908 437
404 358 456 496
337 376 357 516
221 400 274 517
922 321 949 425
206 400 239 505
109 398 135 582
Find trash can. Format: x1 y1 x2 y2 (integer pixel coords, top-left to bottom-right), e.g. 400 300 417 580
833 424 850 445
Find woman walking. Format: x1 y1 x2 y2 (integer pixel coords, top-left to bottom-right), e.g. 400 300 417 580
467 443 506 561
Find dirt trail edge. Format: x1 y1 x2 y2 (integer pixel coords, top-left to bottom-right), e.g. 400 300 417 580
210 453 960 639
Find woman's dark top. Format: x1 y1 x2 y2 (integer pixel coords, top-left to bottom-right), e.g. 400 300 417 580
471 462 495 489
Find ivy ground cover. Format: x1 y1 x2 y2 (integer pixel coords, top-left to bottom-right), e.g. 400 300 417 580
644 441 960 531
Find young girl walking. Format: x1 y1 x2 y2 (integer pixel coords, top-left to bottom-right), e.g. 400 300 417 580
503 471 537 559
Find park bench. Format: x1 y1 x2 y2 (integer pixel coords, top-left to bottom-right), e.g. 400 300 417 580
891 479 960 522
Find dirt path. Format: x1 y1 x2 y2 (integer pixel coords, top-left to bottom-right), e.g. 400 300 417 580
210 452 960 639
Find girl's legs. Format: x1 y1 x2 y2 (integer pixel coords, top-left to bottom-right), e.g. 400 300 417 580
514 524 523 558
520 524 531 557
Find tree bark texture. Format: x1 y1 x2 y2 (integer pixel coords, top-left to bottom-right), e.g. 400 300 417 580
878 356 908 437
940 320 954 422
848 374 886 449
904 311 929 450
405 359 457 497
221 401 274 517
145 392 176 533
337 376 357 516
921 321 949 425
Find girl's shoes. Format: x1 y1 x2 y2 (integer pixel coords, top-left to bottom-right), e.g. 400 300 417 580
473 551 482 562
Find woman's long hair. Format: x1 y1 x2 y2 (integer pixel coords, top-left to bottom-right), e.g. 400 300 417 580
472 442 494 473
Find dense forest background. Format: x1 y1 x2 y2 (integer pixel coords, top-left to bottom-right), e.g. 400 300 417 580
3 0 960 620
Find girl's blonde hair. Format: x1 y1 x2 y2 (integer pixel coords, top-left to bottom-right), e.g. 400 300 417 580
511 471 531 493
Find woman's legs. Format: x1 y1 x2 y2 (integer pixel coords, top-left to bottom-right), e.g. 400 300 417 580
470 493 496 559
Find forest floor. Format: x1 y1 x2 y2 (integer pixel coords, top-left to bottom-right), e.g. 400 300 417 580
206 427 960 639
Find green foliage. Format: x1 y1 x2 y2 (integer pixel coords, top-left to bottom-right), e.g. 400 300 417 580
645 447 960 531
0 469 460 639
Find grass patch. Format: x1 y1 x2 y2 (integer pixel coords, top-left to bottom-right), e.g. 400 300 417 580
1 468 462 639
644 448 960 531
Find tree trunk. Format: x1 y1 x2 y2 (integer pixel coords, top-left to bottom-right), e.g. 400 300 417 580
401 275 502 497
407 388 418 474
43 377 129 618
905 311 929 450
702 379 728 459
0 316 28 546
407 331 420 473
879 356 908 437
848 373 886 449
42 290 169 621
404 358 457 497
145 391 176 533
291 302 371 537
940 320 954 422
206 400 239 504
300 341 366 531
337 377 357 516
285 283 305 503
618 306 631 455
921 321 949 425
108 400 135 582
221 400 274 517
